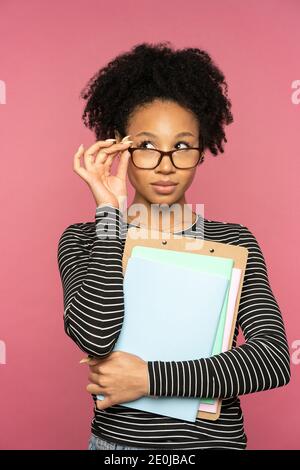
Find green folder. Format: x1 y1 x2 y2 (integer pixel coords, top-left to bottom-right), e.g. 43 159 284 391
131 246 234 405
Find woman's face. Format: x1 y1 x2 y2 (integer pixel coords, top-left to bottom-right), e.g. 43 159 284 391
115 99 201 208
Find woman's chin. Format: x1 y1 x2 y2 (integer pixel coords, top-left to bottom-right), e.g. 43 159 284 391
146 192 180 206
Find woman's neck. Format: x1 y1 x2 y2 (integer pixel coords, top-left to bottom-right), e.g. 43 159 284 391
125 195 196 233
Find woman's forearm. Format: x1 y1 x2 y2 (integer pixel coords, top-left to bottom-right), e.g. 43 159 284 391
58 204 126 357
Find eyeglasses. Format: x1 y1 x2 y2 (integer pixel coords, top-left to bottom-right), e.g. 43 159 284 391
127 147 205 170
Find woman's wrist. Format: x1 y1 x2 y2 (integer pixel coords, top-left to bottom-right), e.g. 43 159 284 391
96 202 119 210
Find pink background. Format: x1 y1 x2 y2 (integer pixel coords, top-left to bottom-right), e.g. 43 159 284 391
0 0 299 450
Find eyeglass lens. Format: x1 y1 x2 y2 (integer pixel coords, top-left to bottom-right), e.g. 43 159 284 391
132 148 200 169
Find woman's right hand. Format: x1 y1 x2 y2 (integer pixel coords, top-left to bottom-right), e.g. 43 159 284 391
73 137 133 209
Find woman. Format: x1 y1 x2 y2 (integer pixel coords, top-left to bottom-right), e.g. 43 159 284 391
57 42 290 450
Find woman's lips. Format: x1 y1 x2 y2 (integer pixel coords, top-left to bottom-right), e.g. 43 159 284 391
151 183 178 194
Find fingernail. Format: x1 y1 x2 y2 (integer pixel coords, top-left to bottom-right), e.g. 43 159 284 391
122 135 131 141
77 144 84 152
79 357 91 364
106 138 116 142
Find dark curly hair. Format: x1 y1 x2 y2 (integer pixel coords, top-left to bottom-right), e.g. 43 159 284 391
80 41 233 156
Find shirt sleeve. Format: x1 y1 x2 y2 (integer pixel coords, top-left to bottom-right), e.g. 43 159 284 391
146 225 291 398
57 204 126 358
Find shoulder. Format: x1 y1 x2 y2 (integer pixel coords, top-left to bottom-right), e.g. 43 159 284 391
202 216 244 242
204 216 243 230
58 205 123 243
203 216 254 236
58 221 96 248
203 217 262 252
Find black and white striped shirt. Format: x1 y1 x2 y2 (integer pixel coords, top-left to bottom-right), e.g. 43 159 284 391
57 204 290 450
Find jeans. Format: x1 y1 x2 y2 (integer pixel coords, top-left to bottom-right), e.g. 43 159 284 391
88 433 169 450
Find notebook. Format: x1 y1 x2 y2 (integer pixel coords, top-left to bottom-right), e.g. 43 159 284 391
130 246 234 406
198 267 242 413
97 254 231 422
97 224 249 421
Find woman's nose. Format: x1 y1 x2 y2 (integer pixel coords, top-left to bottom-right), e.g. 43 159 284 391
155 154 176 172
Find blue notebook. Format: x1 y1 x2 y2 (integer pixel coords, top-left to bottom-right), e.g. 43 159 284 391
97 254 230 422
130 246 234 406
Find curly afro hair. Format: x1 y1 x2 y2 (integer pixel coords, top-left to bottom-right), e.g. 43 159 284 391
80 41 233 156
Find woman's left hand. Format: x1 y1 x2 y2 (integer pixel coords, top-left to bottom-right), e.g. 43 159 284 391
83 351 149 410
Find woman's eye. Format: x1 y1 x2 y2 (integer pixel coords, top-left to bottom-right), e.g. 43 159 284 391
176 141 190 149
137 140 154 149
137 140 190 149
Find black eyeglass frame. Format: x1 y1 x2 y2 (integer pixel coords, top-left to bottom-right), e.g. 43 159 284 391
127 147 205 170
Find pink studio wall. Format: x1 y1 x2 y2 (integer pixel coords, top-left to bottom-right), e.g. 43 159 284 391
0 0 299 450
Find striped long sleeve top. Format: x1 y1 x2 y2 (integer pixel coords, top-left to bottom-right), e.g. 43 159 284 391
57 204 290 450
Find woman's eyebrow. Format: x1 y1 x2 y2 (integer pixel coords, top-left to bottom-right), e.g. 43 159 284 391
135 131 195 138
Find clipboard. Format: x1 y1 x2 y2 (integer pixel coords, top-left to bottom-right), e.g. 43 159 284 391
122 224 249 421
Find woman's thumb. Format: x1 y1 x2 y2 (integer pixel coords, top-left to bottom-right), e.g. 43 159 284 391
116 149 131 179
96 397 111 411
